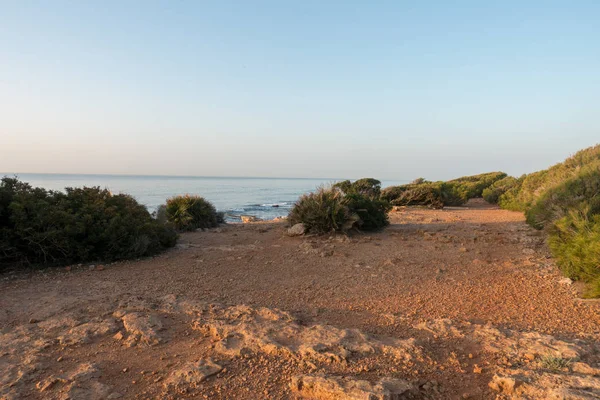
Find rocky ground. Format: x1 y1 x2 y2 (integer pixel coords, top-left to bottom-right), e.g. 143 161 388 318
1 199 600 399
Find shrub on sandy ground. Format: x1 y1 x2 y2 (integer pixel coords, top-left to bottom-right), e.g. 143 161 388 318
0 177 177 267
290 179 391 234
382 172 506 208
548 209 600 298
164 195 220 231
447 171 507 202
498 145 600 211
526 165 600 229
288 187 350 233
483 176 522 204
492 145 600 296
333 178 390 231
382 182 445 209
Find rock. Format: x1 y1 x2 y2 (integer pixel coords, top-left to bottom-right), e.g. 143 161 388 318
164 359 222 388
121 313 163 346
572 362 600 375
489 375 522 395
559 277 573 285
240 215 261 223
191 303 420 363
58 319 119 345
287 223 306 237
291 375 414 400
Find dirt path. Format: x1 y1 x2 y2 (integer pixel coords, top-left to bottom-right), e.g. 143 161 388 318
2 199 600 399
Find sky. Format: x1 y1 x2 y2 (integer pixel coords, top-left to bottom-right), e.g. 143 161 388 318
1 1 599 180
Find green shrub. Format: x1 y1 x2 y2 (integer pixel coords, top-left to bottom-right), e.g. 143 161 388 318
164 195 220 231
0 177 177 267
288 186 350 233
290 179 391 234
445 172 508 204
526 164 600 229
548 209 600 298
483 176 521 204
383 182 445 208
492 145 600 296
498 145 600 211
382 172 506 208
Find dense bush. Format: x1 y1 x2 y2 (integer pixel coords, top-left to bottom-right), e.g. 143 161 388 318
288 187 350 234
447 172 507 202
0 177 177 268
164 195 220 231
491 145 600 297
382 182 445 208
289 178 391 234
482 176 522 204
497 145 600 211
382 172 506 208
525 165 600 229
548 209 600 297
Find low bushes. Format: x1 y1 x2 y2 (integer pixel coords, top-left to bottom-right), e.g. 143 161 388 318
482 176 522 204
0 177 177 268
288 187 350 234
289 178 391 234
491 145 600 297
163 195 221 231
497 145 600 211
382 182 445 209
382 172 506 208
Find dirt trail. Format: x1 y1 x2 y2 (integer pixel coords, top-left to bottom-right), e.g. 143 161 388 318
2 199 600 399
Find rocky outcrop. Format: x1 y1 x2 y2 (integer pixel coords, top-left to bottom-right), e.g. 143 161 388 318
119 312 163 346
191 303 421 363
164 359 222 389
291 375 414 400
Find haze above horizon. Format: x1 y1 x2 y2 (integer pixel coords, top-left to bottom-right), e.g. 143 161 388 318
1 1 599 181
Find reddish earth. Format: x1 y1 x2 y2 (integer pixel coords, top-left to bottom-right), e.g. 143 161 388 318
2 199 600 399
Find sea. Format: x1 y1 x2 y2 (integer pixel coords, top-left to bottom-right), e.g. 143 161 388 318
3 174 407 222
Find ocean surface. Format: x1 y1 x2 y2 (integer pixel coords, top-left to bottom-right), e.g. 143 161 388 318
4 174 407 222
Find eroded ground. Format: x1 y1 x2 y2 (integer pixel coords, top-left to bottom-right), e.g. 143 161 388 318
2 199 600 399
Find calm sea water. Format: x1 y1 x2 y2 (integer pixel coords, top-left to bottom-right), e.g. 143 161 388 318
4 174 407 222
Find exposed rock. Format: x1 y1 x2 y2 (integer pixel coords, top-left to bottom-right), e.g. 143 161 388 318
559 277 574 285
121 313 163 346
291 374 414 400
61 363 113 400
192 303 420 363
415 319 463 338
241 215 261 223
287 223 306 236
58 319 119 345
489 374 522 395
164 359 222 388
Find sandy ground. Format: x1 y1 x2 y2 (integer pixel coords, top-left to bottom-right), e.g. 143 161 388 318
2 199 600 399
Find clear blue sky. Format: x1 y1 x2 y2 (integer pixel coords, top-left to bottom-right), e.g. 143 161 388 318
1 1 598 180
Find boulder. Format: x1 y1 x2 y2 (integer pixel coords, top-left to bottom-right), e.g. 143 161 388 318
287 223 306 236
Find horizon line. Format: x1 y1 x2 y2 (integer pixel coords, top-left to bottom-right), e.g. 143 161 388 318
1 171 405 182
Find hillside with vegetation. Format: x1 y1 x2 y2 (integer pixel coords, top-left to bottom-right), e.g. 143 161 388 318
486 144 600 297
